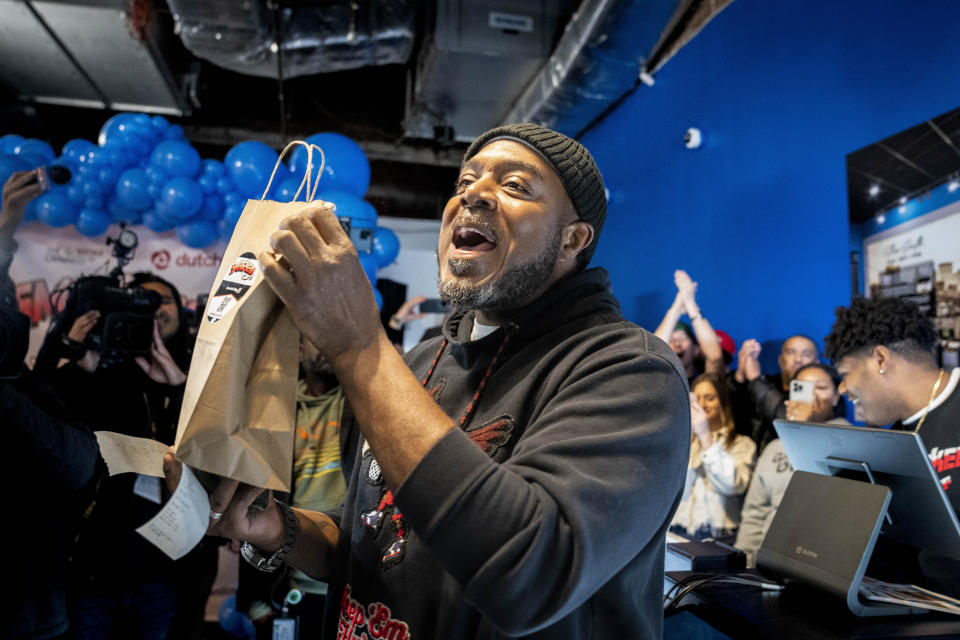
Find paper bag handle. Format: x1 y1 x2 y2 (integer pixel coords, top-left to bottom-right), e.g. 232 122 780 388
259 141 327 204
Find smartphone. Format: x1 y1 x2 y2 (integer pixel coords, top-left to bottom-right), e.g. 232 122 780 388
419 298 448 314
789 379 815 404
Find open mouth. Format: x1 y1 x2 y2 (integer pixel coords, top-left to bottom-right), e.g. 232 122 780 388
452 225 497 252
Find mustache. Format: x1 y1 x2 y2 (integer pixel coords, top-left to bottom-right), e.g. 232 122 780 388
451 210 495 230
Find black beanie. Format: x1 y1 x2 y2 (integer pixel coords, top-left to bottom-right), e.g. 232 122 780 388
463 123 607 270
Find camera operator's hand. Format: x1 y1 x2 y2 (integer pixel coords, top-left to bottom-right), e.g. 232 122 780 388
0 171 43 242
67 310 100 343
163 452 284 548
136 321 186 385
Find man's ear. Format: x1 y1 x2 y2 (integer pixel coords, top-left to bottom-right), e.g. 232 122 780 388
557 221 594 265
872 345 891 375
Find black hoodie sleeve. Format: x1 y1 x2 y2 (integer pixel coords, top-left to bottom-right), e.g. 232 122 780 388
394 328 690 635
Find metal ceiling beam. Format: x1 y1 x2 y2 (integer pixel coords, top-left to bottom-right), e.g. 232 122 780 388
876 142 935 180
846 165 909 195
927 120 960 160
182 125 465 167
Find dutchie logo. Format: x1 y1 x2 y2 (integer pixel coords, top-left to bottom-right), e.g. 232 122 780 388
151 249 171 270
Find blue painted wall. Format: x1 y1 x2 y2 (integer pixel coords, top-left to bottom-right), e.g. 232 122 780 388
582 0 960 370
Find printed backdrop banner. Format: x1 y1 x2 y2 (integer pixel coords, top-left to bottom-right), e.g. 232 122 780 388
8 221 227 366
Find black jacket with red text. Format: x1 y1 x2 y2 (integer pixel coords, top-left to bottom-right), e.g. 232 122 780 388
324 267 690 640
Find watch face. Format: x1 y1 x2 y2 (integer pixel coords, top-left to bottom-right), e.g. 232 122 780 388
118 229 138 249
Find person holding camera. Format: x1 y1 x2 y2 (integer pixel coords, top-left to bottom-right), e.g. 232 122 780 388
32 267 206 640
1 169 100 640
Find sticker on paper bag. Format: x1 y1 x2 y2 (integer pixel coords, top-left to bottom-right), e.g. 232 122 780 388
207 252 260 323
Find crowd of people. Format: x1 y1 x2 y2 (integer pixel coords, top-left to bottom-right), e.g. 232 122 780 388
2 122 958 640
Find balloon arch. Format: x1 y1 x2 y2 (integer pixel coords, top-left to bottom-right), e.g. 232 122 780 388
0 116 401 300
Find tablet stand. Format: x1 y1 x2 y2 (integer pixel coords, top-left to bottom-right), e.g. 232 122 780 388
757 470 927 616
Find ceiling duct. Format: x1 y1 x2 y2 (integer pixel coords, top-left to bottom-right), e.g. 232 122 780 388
404 0 575 143
505 0 730 136
165 0 416 79
504 0 681 136
0 0 187 114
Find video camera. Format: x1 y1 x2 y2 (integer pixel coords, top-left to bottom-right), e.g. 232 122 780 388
66 276 160 365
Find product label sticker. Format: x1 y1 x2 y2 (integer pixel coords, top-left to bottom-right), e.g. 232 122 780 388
207 251 259 323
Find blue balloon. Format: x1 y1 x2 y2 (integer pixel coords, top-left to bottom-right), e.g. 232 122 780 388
224 202 244 226
202 159 226 177
16 139 56 167
358 253 378 286
107 198 138 223
151 140 201 178
81 179 103 199
373 226 400 267
146 183 160 199
76 209 112 237
0 135 24 156
35 192 78 227
16 139 56 164
165 124 185 140
115 168 153 210
143 208 174 232
198 173 218 194
176 220 218 249
216 176 235 195
276 175 307 202
98 165 121 187
66 184 85 205
159 177 203 220
224 141 280 199
84 196 104 211
289 132 370 197
222 191 244 207
198 194 224 220
0 153 31 187
151 115 170 133
316 189 376 224
217 217 236 241
62 139 97 165
23 198 38 222
146 166 169 186
99 113 144 149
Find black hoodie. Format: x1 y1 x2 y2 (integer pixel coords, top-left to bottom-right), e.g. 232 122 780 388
324 267 690 639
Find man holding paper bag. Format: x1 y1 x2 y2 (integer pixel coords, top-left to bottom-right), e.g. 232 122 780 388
166 124 689 639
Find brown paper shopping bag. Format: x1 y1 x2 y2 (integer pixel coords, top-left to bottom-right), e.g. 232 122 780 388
173 142 327 491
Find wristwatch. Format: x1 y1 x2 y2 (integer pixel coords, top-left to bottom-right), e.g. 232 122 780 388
240 499 298 572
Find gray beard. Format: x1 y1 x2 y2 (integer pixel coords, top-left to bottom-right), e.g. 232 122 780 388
436 225 563 314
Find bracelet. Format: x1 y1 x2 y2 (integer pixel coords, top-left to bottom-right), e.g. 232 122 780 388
388 314 403 330
240 499 298 573
691 312 705 321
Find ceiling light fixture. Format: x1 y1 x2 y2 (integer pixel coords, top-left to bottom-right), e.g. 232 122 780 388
876 214 886 224
898 205 907 214
949 179 959 193
899 196 907 205
868 184 880 197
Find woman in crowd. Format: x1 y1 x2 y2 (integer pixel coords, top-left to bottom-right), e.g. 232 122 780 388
671 372 757 543
735 363 849 566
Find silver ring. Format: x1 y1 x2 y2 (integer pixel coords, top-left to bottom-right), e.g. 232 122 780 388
209 510 224 520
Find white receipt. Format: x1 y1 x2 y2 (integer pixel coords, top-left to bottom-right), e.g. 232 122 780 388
95 431 169 478
137 464 210 560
